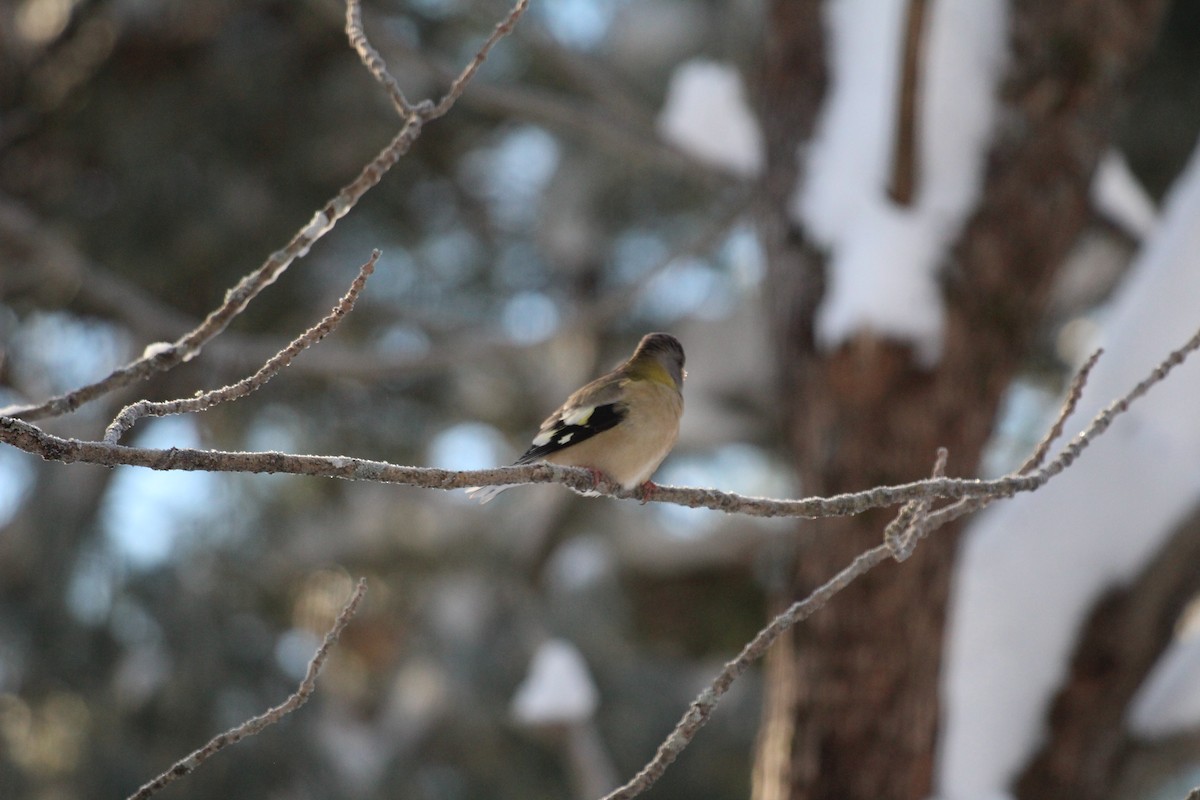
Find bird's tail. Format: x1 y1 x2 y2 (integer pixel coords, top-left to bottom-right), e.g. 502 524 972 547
464 484 511 504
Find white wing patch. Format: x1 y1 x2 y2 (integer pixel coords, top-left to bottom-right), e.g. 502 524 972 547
532 429 554 447
557 432 574 445
563 406 594 426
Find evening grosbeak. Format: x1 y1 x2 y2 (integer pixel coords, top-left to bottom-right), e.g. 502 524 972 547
467 333 686 503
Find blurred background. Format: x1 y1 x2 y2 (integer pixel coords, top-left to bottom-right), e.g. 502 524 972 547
2 1 1200 799
0 1 780 797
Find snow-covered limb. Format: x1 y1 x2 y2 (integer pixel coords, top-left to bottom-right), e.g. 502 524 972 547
791 0 1007 365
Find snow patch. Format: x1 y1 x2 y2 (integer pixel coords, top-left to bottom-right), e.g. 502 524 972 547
657 59 764 177
938 135 1200 798
792 0 1007 363
511 639 599 725
1092 150 1158 240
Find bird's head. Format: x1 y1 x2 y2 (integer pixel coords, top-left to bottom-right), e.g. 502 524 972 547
629 332 686 390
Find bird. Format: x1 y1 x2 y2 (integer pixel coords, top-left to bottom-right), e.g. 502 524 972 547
466 333 686 503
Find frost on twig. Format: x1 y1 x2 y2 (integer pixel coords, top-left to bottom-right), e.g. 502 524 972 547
103 252 379 444
126 578 367 800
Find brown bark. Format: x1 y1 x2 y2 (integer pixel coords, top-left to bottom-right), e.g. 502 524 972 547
889 0 930 205
1015 506 1200 800
756 2 1169 799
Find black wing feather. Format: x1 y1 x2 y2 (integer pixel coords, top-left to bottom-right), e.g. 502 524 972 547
515 402 626 463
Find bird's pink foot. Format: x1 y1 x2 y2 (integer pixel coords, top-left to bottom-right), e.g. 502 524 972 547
638 481 660 504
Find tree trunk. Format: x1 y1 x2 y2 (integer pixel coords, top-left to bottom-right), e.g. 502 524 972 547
755 1 1169 798
1015 507 1200 800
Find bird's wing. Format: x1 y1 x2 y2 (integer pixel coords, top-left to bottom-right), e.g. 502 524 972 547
515 375 629 464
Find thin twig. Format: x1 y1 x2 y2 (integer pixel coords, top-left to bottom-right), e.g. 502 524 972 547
4 323 1198 519
921 345 1113 535
346 0 417 115
427 0 531 120
387 40 727 180
2 0 528 423
4 114 421 424
126 578 368 800
595 323 1200 800
1018 347 1104 474
103 252 379 444
884 446 947 561
606 451 944 800
602 543 894 799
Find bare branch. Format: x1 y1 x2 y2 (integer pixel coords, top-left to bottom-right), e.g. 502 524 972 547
596 323 1200 799
2 0 528 423
3 114 421 423
4 322 1199 520
0 416 1038 513
1018 347 1104 474
602 542 895 800
427 0 531 120
126 578 368 800
884 446 947 561
103 252 379 444
386 41 731 181
346 0 418 116
914 346 1109 534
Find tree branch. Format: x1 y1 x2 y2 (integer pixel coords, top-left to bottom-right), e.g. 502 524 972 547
126 578 368 800
887 0 929 205
596 323 1200 799
2 0 528 423
102 251 379 444
4 325 1198 523
426 0 531 120
603 540 896 800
